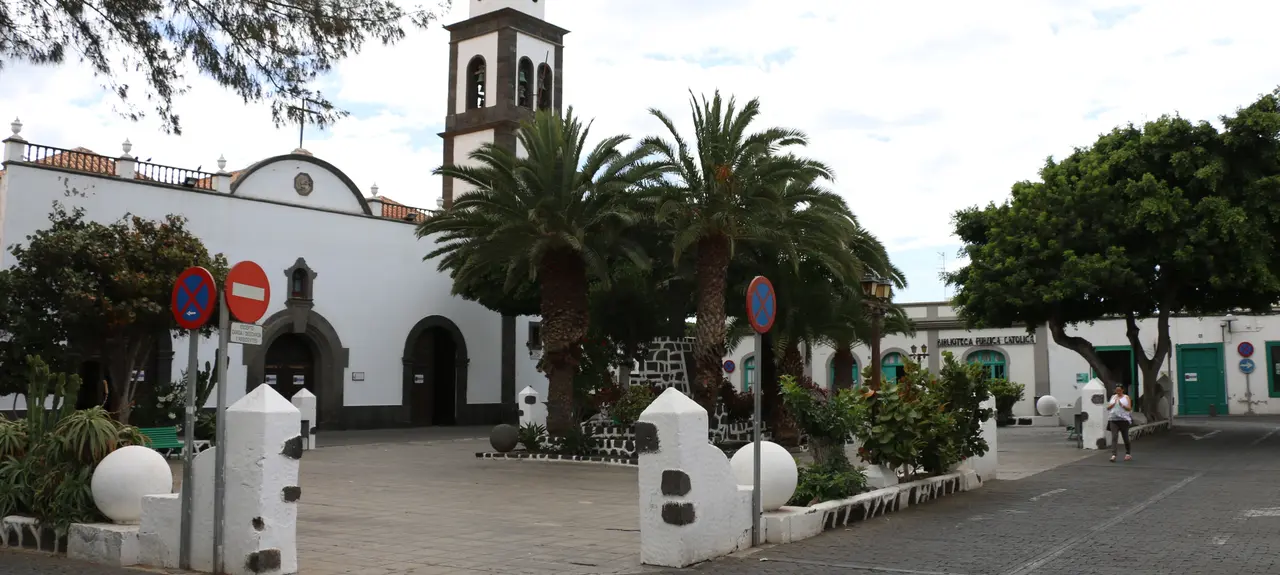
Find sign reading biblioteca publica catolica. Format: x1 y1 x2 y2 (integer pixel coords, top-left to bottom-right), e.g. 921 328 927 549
938 334 1036 348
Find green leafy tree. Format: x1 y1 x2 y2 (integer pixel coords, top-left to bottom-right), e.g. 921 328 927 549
0 0 453 134
0 204 228 423
643 91 832 411
947 91 1280 415
416 108 661 436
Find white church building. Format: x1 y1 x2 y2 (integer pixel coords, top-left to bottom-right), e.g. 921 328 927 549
0 0 563 429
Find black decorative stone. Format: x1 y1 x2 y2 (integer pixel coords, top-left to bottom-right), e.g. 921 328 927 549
245 549 281 573
280 436 303 460
490 424 519 453
251 517 265 531
661 469 691 496
282 486 301 502
524 395 537 405
661 502 696 526
634 422 659 454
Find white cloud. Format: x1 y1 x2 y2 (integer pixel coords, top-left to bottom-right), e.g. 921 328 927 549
3 0 1279 298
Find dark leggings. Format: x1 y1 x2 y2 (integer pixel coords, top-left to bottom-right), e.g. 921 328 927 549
1109 420 1131 455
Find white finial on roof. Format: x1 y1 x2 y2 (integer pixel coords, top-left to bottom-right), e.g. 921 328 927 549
10 118 22 138
436 197 445 209
121 139 133 157
217 154 227 172
371 183 379 197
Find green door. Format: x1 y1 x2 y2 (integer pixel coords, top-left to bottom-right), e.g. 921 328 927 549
1177 344 1225 415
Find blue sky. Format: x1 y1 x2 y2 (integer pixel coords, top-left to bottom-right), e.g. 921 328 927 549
4 0 1280 303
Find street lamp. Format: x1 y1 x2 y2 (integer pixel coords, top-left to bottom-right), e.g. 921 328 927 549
860 273 893 390
909 344 929 365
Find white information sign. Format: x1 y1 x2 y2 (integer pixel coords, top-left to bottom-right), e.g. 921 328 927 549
229 322 263 345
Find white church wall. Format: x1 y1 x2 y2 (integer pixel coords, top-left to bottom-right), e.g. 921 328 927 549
515 317 546 398
453 33 499 114
231 158 366 214
516 33 556 97
0 159 505 412
450 129 494 199
470 0 545 20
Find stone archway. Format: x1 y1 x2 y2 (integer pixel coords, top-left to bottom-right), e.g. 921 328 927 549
243 307 349 429
402 316 469 426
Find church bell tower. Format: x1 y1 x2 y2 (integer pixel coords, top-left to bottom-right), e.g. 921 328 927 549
440 0 569 207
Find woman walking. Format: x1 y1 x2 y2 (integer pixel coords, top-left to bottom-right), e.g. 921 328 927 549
1107 385 1133 462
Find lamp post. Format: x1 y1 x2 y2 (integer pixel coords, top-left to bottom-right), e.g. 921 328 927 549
909 344 929 366
860 273 893 390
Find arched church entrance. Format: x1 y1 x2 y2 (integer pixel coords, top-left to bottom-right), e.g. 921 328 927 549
262 333 317 403
243 308 349 429
402 316 469 427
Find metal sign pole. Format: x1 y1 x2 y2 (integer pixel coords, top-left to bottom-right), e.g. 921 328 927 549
179 330 199 569
750 331 763 546
213 294 230 575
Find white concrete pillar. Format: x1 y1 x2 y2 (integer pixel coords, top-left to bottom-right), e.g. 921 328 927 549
117 140 136 180
214 155 233 193
366 183 384 216
637 387 751 568
518 385 546 428
291 389 317 450
1080 379 1108 450
224 384 301 575
4 118 26 162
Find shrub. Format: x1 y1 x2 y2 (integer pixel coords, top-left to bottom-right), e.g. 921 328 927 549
603 384 658 426
779 375 863 468
788 460 868 507
990 379 1025 424
918 353 993 474
518 422 546 452
717 379 753 425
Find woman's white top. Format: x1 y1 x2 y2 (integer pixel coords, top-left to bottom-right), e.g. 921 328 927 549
1107 395 1132 422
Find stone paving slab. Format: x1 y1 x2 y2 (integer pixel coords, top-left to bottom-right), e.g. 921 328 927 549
3 425 1092 574
658 418 1280 575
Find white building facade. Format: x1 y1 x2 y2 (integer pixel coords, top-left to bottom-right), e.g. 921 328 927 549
0 1 567 429
725 301 1280 419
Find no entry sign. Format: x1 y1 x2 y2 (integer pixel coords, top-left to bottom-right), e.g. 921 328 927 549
225 261 271 324
171 267 217 330
746 276 776 334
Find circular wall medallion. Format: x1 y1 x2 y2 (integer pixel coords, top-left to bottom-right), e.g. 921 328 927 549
294 172 314 196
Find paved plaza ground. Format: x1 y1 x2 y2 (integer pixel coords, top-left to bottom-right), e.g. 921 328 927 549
4 417 1275 574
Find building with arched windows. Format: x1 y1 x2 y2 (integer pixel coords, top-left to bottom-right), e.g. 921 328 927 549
724 301 1280 420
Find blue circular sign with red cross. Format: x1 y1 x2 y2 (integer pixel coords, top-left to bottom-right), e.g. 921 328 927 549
746 276 776 334
171 266 217 330
723 360 736 373
1238 341 1254 357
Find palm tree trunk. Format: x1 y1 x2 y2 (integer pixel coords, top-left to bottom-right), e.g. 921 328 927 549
832 343 856 390
539 249 590 436
693 234 731 412
779 343 803 379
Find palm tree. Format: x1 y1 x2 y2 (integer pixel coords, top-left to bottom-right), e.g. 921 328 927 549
644 90 831 411
416 108 660 435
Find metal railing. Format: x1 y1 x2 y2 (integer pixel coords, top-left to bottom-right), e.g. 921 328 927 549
136 160 216 190
23 144 116 175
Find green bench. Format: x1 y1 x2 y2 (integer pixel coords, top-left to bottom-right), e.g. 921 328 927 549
138 426 210 458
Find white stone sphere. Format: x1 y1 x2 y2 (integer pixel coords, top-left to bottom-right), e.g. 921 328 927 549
1036 395 1060 417
91 445 174 524
729 441 798 511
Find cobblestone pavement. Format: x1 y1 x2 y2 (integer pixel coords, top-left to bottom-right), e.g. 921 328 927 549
5 420 1272 574
656 417 1280 575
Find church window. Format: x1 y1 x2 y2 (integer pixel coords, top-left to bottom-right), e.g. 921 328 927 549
290 268 310 300
536 63 553 110
284 258 317 302
466 56 487 110
517 58 534 109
